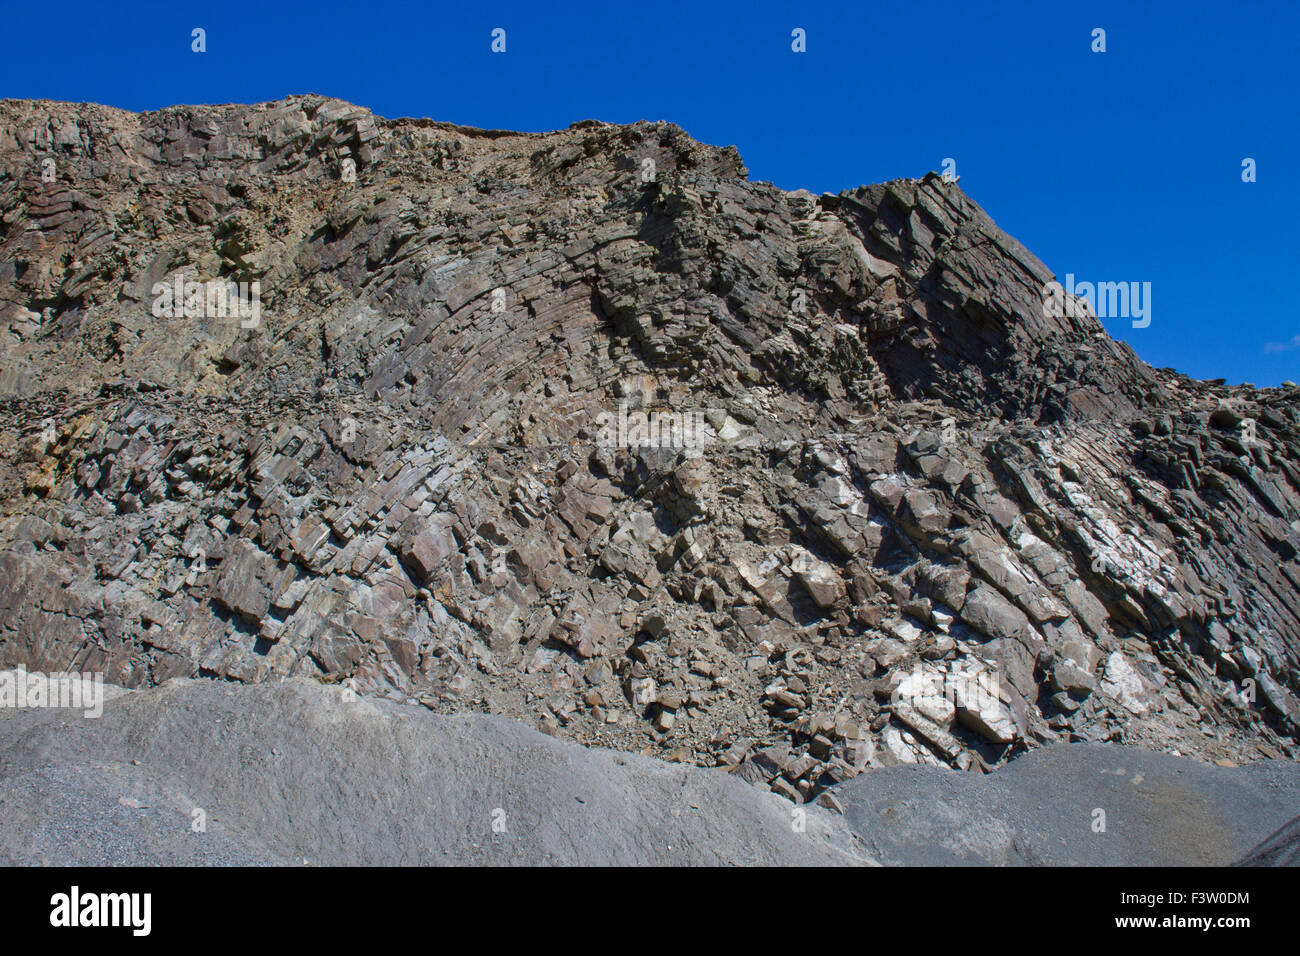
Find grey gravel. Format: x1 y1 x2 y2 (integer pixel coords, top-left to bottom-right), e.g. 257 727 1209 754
2 678 1296 866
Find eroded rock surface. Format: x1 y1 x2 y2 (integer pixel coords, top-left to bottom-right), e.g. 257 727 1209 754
1 96 1298 805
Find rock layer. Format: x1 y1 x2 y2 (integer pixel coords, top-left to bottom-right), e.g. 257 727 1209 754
1 96 1298 803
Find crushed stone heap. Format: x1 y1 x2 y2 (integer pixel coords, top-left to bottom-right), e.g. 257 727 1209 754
1 95 1298 803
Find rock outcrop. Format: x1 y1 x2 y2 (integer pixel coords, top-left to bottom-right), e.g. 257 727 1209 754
1 96 1298 806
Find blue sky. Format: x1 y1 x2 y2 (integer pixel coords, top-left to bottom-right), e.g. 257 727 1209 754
3 0 1296 385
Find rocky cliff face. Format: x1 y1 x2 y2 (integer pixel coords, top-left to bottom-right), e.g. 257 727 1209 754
1 95 1297 802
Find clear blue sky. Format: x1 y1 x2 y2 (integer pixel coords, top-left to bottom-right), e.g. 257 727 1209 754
3 0 1296 385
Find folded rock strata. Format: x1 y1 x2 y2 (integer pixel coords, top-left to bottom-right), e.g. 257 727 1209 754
1 95 1297 804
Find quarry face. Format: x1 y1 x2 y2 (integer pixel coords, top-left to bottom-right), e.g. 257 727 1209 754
1 95 1298 818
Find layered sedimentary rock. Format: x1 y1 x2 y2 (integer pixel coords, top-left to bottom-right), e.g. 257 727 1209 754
1 95 1297 803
